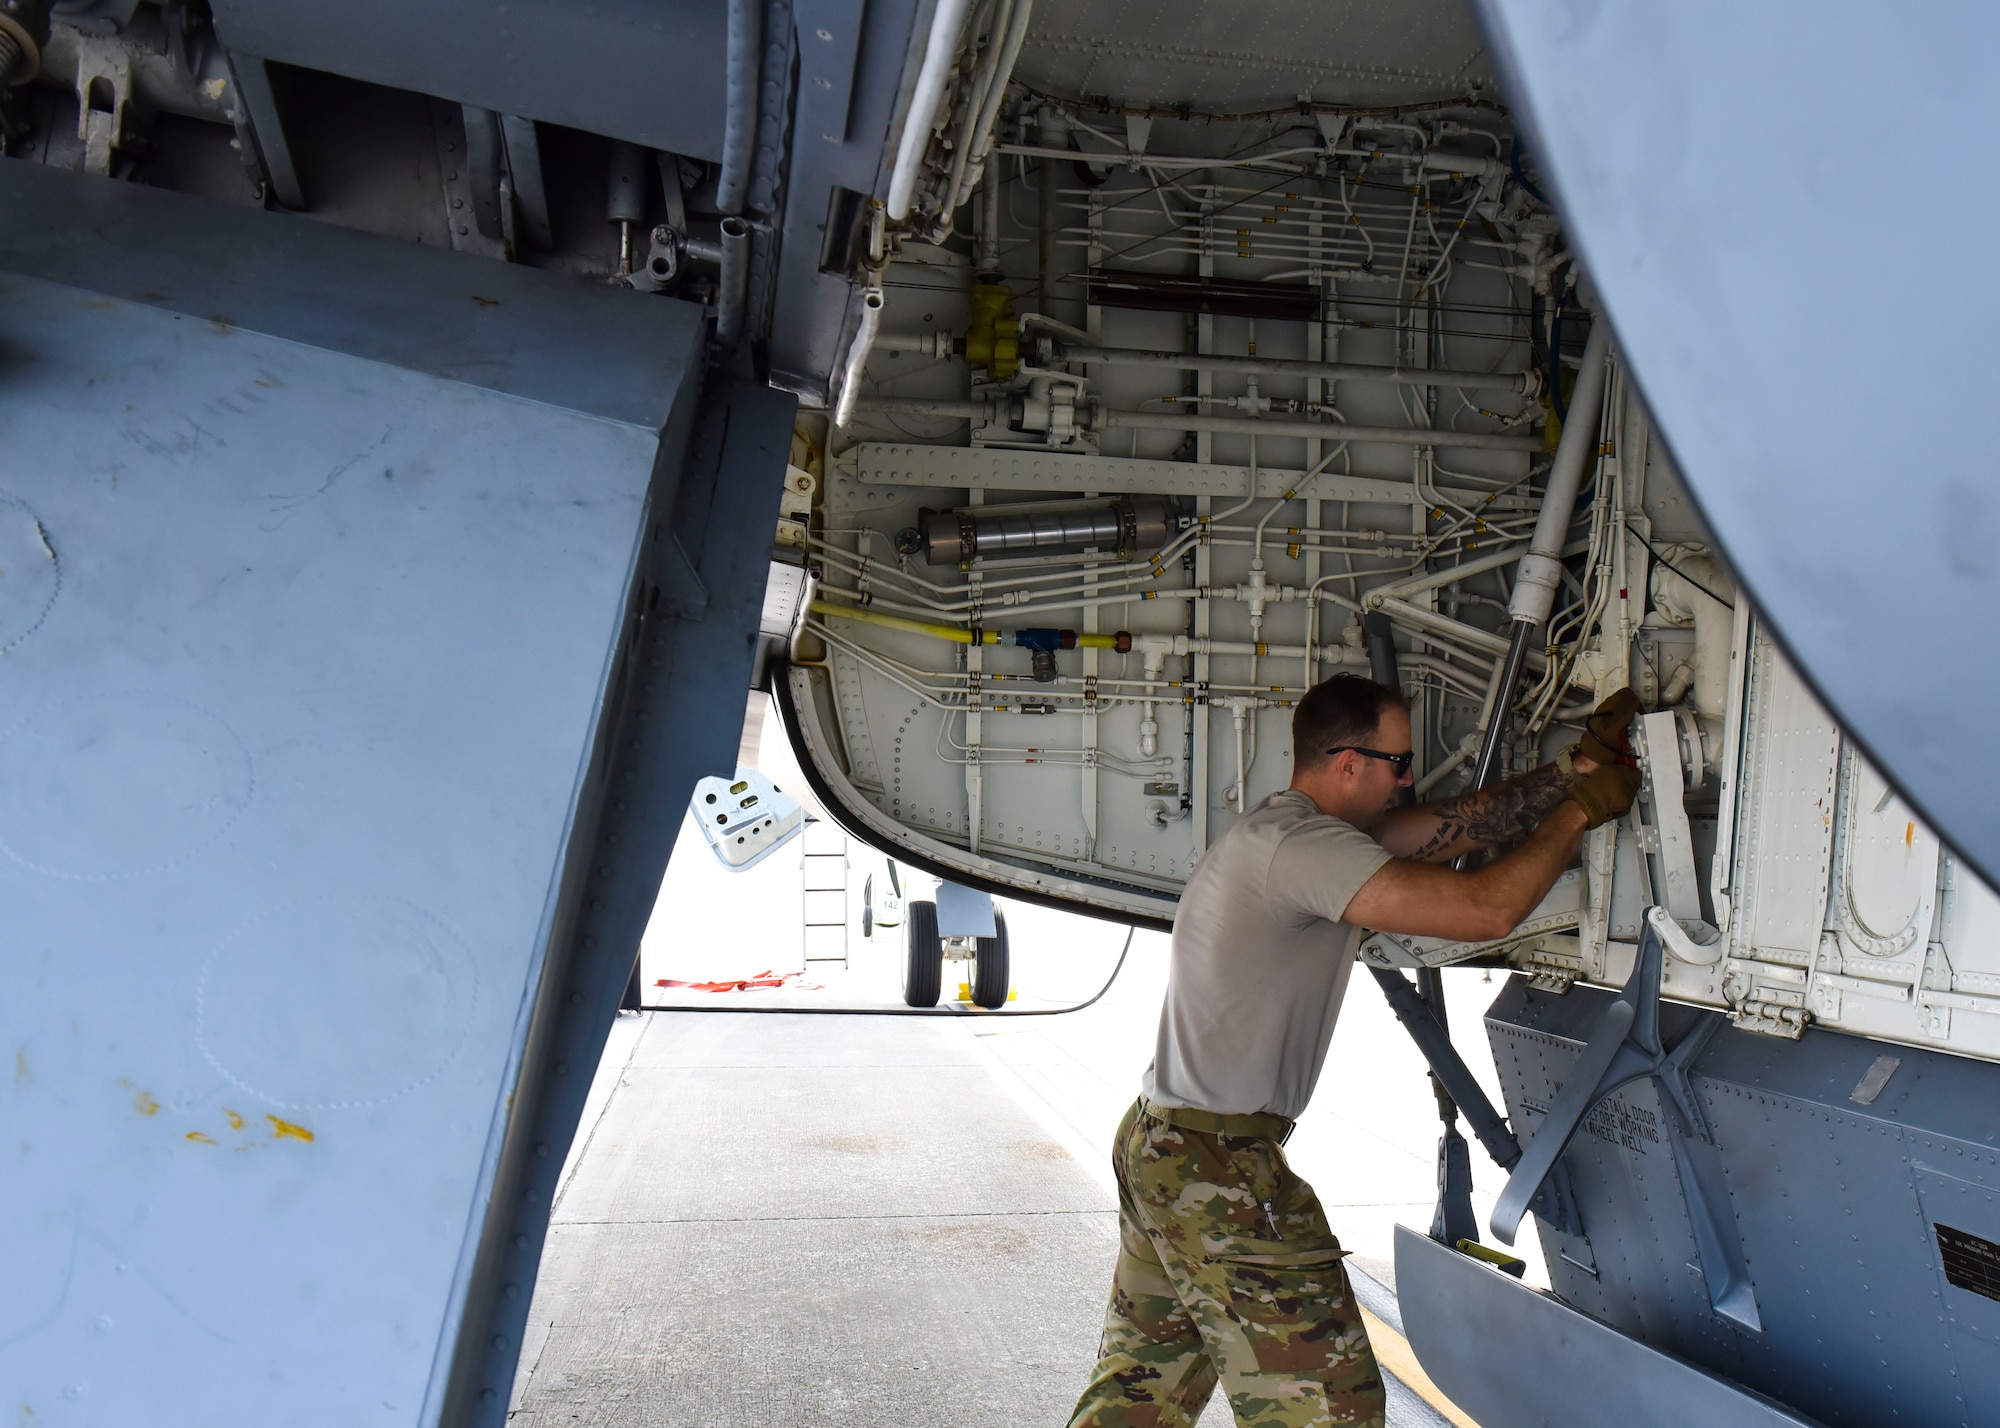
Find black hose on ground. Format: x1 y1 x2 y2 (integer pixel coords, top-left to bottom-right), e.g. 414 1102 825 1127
641 925 1137 1018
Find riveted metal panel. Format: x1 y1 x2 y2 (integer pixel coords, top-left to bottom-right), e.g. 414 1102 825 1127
1733 629 1841 962
1485 976 2000 1428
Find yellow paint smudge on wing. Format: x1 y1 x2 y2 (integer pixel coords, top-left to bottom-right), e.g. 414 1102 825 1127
224 1109 244 1130
267 1115 314 1143
185 1131 216 1145
1907 821 1916 848
133 1091 159 1117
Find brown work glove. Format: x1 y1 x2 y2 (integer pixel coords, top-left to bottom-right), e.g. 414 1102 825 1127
1577 686 1642 767
1569 765 1642 829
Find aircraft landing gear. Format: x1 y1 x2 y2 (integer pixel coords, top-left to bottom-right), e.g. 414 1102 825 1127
970 909 1010 1009
902 899 942 1007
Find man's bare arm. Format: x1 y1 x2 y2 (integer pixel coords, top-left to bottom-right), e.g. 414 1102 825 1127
1345 801 1591 941
1375 757 1591 862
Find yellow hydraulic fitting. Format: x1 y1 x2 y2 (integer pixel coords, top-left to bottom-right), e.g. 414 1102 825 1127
965 280 1018 381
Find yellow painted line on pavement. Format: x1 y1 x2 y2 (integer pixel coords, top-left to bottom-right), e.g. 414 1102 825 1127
1358 1304 1480 1428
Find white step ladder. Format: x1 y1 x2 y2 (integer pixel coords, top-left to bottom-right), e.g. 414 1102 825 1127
801 817 850 966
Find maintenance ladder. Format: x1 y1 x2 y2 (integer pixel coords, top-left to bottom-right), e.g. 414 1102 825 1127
801 816 849 966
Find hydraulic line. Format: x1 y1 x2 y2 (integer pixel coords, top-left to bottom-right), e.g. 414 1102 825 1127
1094 408 1541 453
811 597 1132 682
1472 317 1613 785
1063 345 1532 394
811 598 1129 649
940 0 1036 218
1512 317 1613 627
813 598 988 644
886 0 975 220
937 0 1014 221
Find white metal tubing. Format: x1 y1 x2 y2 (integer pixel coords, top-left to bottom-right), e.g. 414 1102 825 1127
872 331 951 356
1508 319 1612 625
1096 407 1541 453
995 142 1322 172
944 0 1035 215
938 0 1012 217
854 394 992 421
1368 543 1528 605
1066 345 1529 394
832 288 887 428
966 0 1033 172
1376 596 1548 673
978 158 1001 270
886 0 975 221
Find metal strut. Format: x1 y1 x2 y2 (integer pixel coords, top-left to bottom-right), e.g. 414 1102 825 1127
1490 908 1761 1331
1367 964 1586 1241
1363 611 1590 1251
1364 612 1488 1248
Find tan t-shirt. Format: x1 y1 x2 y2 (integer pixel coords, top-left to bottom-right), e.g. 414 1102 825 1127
1142 789 1392 1119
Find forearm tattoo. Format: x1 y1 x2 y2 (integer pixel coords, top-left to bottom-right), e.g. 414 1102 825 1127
1407 760 1583 861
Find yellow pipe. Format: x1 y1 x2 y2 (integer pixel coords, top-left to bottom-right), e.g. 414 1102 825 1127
811 599 1129 651
809 599 997 645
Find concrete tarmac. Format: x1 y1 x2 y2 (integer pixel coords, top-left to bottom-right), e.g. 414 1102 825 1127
511 1010 1125 1425
510 756 1522 1425
509 998 1465 1426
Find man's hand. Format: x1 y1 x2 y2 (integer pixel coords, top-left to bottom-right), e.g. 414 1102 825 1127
1569 765 1642 828
1576 687 1642 771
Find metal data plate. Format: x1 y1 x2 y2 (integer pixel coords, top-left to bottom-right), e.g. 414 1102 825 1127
692 768 807 871
0 170 702 1421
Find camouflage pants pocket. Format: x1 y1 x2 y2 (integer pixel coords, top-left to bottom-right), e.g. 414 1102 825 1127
1199 1241 1354 1375
1184 1241 1382 1428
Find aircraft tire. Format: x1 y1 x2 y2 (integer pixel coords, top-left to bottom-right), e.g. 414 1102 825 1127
903 899 943 1007
971 908 1010 1009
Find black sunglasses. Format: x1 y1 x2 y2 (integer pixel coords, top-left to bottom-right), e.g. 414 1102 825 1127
1326 745 1414 777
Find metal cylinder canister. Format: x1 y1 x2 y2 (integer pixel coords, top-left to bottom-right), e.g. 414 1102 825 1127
916 496 1173 566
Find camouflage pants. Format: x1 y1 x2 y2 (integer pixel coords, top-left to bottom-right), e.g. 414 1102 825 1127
1067 1099 1385 1428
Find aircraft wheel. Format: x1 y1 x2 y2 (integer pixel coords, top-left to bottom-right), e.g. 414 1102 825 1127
902 899 942 1007
971 908 1010 1009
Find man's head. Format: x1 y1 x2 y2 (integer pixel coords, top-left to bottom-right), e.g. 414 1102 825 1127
1290 674 1413 823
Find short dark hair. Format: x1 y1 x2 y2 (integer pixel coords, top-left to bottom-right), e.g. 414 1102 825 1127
1292 674 1407 774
